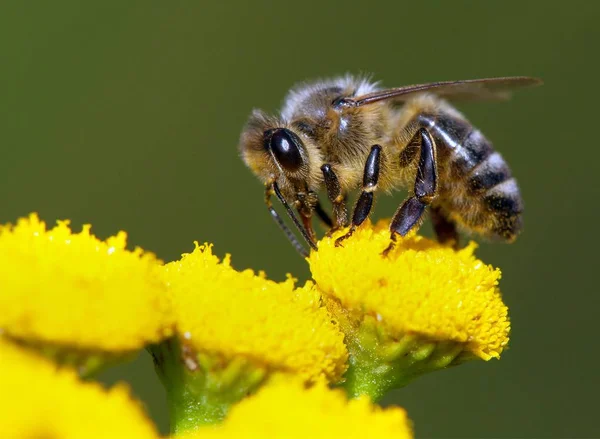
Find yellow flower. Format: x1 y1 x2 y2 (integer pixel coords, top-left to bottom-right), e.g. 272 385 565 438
158 243 348 431
309 220 510 398
164 243 347 383
0 341 159 439
0 213 172 365
178 379 413 439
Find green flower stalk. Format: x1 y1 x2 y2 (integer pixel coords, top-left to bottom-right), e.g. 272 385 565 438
150 338 267 432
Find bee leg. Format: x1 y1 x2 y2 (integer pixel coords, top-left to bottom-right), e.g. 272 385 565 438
299 208 318 245
335 145 381 247
383 128 437 256
314 199 334 229
321 164 348 235
430 205 459 249
267 182 318 257
296 189 321 244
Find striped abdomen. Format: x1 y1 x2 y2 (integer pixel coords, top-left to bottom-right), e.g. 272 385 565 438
417 112 523 241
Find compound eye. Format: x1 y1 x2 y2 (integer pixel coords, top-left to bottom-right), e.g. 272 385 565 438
269 129 304 172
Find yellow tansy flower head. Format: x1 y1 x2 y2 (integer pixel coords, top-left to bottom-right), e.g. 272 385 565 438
164 243 347 384
309 220 510 398
0 341 158 439
158 243 348 430
0 214 172 366
179 379 413 439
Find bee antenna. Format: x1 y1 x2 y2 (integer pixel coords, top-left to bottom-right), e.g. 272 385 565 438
270 182 318 257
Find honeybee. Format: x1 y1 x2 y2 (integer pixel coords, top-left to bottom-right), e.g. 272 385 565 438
239 75 542 257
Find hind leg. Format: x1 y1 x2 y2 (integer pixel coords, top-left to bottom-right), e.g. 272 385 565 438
383 128 438 256
430 206 459 249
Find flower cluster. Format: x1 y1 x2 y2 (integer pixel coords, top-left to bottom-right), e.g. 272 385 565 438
0 213 511 437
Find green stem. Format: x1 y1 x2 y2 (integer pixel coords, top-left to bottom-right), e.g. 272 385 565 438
343 341 463 400
339 317 469 401
149 338 266 434
166 376 227 432
342 360 391 401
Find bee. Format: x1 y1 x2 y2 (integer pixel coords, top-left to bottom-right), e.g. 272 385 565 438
239 75 542 257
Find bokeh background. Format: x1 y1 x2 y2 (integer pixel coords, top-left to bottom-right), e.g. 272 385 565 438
1 2 597 437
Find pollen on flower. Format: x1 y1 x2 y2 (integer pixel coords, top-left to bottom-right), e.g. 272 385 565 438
309 220 510 360
178 379 412 439
0 213 173 352
0 341 158 439
163 243 348 383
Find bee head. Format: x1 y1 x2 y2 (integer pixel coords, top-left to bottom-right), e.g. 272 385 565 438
239 110 311 197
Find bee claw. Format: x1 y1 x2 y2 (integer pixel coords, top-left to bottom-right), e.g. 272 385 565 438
381 234 398 257
381 244 394 257
334 226 356 248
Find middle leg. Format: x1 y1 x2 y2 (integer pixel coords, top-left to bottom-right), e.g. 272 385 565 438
430 205 459 249
321 163 348 234
334 145 382 247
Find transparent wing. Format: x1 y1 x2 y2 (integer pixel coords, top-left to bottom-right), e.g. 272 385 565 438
342 76 543 107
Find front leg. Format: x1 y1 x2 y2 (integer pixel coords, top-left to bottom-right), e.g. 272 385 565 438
321 164 348 234
383 128 437 255
335 145 382 247
296 190 319 245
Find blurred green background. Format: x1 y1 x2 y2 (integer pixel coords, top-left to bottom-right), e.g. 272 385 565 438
1 2 597 437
